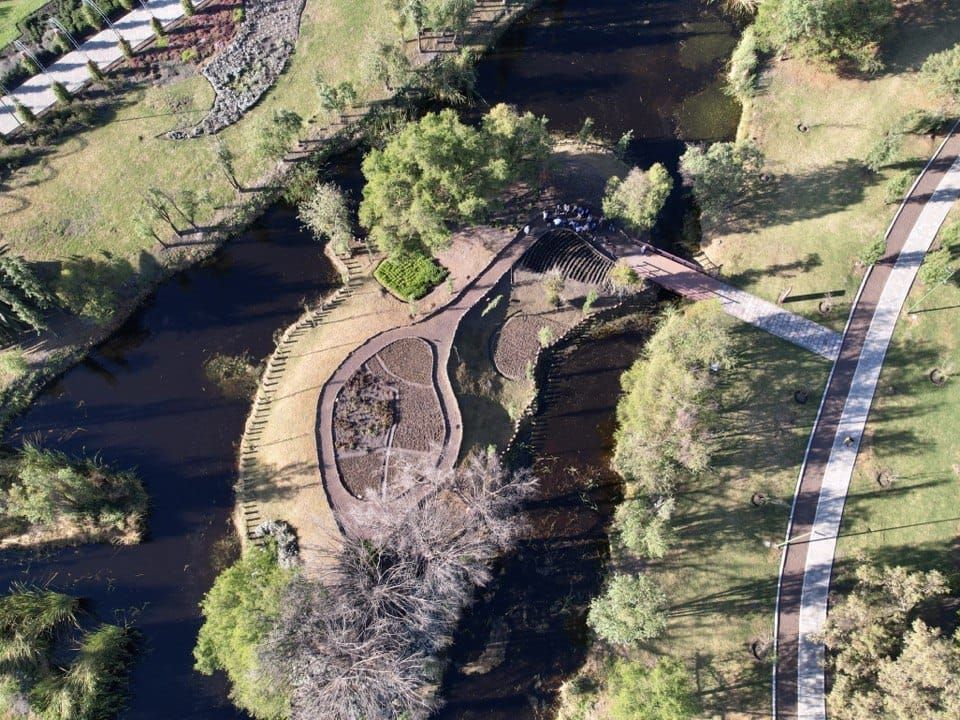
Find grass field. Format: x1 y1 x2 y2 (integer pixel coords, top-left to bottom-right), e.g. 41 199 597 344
0 0 395 264
0 0 47 47
633 321 829 717
704 1 960 331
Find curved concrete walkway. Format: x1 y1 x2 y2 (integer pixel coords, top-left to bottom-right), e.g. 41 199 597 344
0 0 189 135
773 127 960 719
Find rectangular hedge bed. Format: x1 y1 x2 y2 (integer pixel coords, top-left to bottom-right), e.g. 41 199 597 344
374 252 448 301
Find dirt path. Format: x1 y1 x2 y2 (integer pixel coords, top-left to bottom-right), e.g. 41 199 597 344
773 127 960 720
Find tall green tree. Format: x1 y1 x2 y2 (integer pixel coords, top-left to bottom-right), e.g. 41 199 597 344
679 140 764 225
587 573 667 645
0 248 54 341
298 182 354 256
602 164 673 233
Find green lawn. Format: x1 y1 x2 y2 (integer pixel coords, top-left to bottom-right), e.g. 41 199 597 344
637 321 829 718
0 0 395 264
705 1 960 331
0 0 47 47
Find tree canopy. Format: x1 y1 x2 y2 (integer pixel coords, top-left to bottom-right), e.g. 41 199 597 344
754 0 894 73
822 565 958 720
298 182 354 256
0 248 54 342
921 42 960 102
359 105 551 255
680 141 764 226
602 164 673 233
588 573 667 645
608 658 699 720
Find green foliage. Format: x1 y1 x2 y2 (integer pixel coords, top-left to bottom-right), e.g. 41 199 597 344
613 303 731 496
726 25 759 101
0 248 54 341
50 81 71 105
232 6 244 22
602 164 673 233
859 235 886 266
614 129 634 161
680 141 764 224
587 573 666 645
921 42 960 102
616 496 675 558
195 545 292 720
359 105 551 255
0 586 78 666
918 247 955 287
56 254 130 323
4 444 147 541
537 325 555 348
298 182 353 255
608 658 699 720
315 76 358 114
823 565 954 720
883 171 914 204
204 352 260 400
180 0 195 16
0 350 28 382
150 16 165 38
754 0 894 73
481 294 502 317
609 261 641 292
577 117 595 146
865 129 903 172
14 100 36 125
556 675 599 720
118 37 133 59
582 288 599 314
86 60 104 83
374 251 448 300
543 270 565 306
256 109 302 161
181 47 199 64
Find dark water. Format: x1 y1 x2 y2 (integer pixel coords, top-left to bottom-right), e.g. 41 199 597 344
438 322 651 718
2 204 340 720
1 0 738 717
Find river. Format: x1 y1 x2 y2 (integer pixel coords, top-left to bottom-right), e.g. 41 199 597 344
2 0 738 717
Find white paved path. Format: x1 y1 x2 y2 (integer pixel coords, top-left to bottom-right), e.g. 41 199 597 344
0 0 187 135
796 153 960 719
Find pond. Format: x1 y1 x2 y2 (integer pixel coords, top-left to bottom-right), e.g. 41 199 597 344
1 0 738 717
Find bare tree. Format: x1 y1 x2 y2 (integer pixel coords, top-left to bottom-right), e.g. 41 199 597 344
263 449 536 720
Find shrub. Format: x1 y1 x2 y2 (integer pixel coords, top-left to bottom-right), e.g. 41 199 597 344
582 288 599 314
374 251 448 300
181 48 199 64
858 236 886 266
195 544 292 720
56 255 130 324
0 350 28 382
754 0 894 73
181 0 195 16
727 25 760 101
882 171 914 204
543 270 565 306
204 353 260 399
150 16 165 38
865 129 902 172
588 573 667 645
14 101 36 125
232 6 245 22
602 164 673 233
609 261 642 293
0 249 55 341
5 444 147 542
538 325 555 347
608 658 699 720
614 129 634 161
256 109 302 161
51 81 71 105
86 60 105 82
921 42 960 102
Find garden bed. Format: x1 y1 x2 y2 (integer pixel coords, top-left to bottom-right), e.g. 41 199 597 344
374 252 449 301
376 337 434 385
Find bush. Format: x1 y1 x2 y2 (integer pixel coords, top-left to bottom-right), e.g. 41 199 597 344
56 255 130 324
374 251 448 300
921 42 960 102
602 164 673 233
181 0 195 16
726 25 760 101
883 171 914 204
754 0 894 73
608 658 699 720
858 236 886 266
204 352 260 399
181 48 199 64
195 544 292 720
865 129 902 172
4 444 147 542
232 6 245 22
588 573 667 645
51 81 71 105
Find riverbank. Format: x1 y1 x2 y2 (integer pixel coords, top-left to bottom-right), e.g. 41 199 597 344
0 0 541 433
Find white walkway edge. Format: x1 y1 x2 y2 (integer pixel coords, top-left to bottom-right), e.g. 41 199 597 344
0 0 187 136
796 153 960 720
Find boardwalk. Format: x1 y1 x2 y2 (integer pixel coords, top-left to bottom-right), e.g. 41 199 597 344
773 127 960 719
0 0 188 136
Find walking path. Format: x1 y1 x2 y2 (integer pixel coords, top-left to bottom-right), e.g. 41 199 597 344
773 128 960 719
0 0 188 136
601 234 843 360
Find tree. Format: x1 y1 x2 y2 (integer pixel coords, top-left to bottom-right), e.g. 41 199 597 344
921 42 960 102
754 0 894 73
181 0 195 16
679 140 764 224
0 248 54 340
609 261 642 294
150 16 165 40
602 164 673 233
195 544 292 720
613 303 731 495
822 565 951 720
543 270 565 306
256 109 302 160
214 139 241 191
364 42 413 92
263 450 535 720
588 573 666 644
14 100 36 125
50 81 71 104
298 182 354 256
118 37 133 59
608 658 699 720
360 106 549 255
616 496 675 558
86 59 105 82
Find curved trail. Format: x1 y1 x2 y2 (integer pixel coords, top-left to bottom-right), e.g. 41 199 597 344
773 127 960 720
